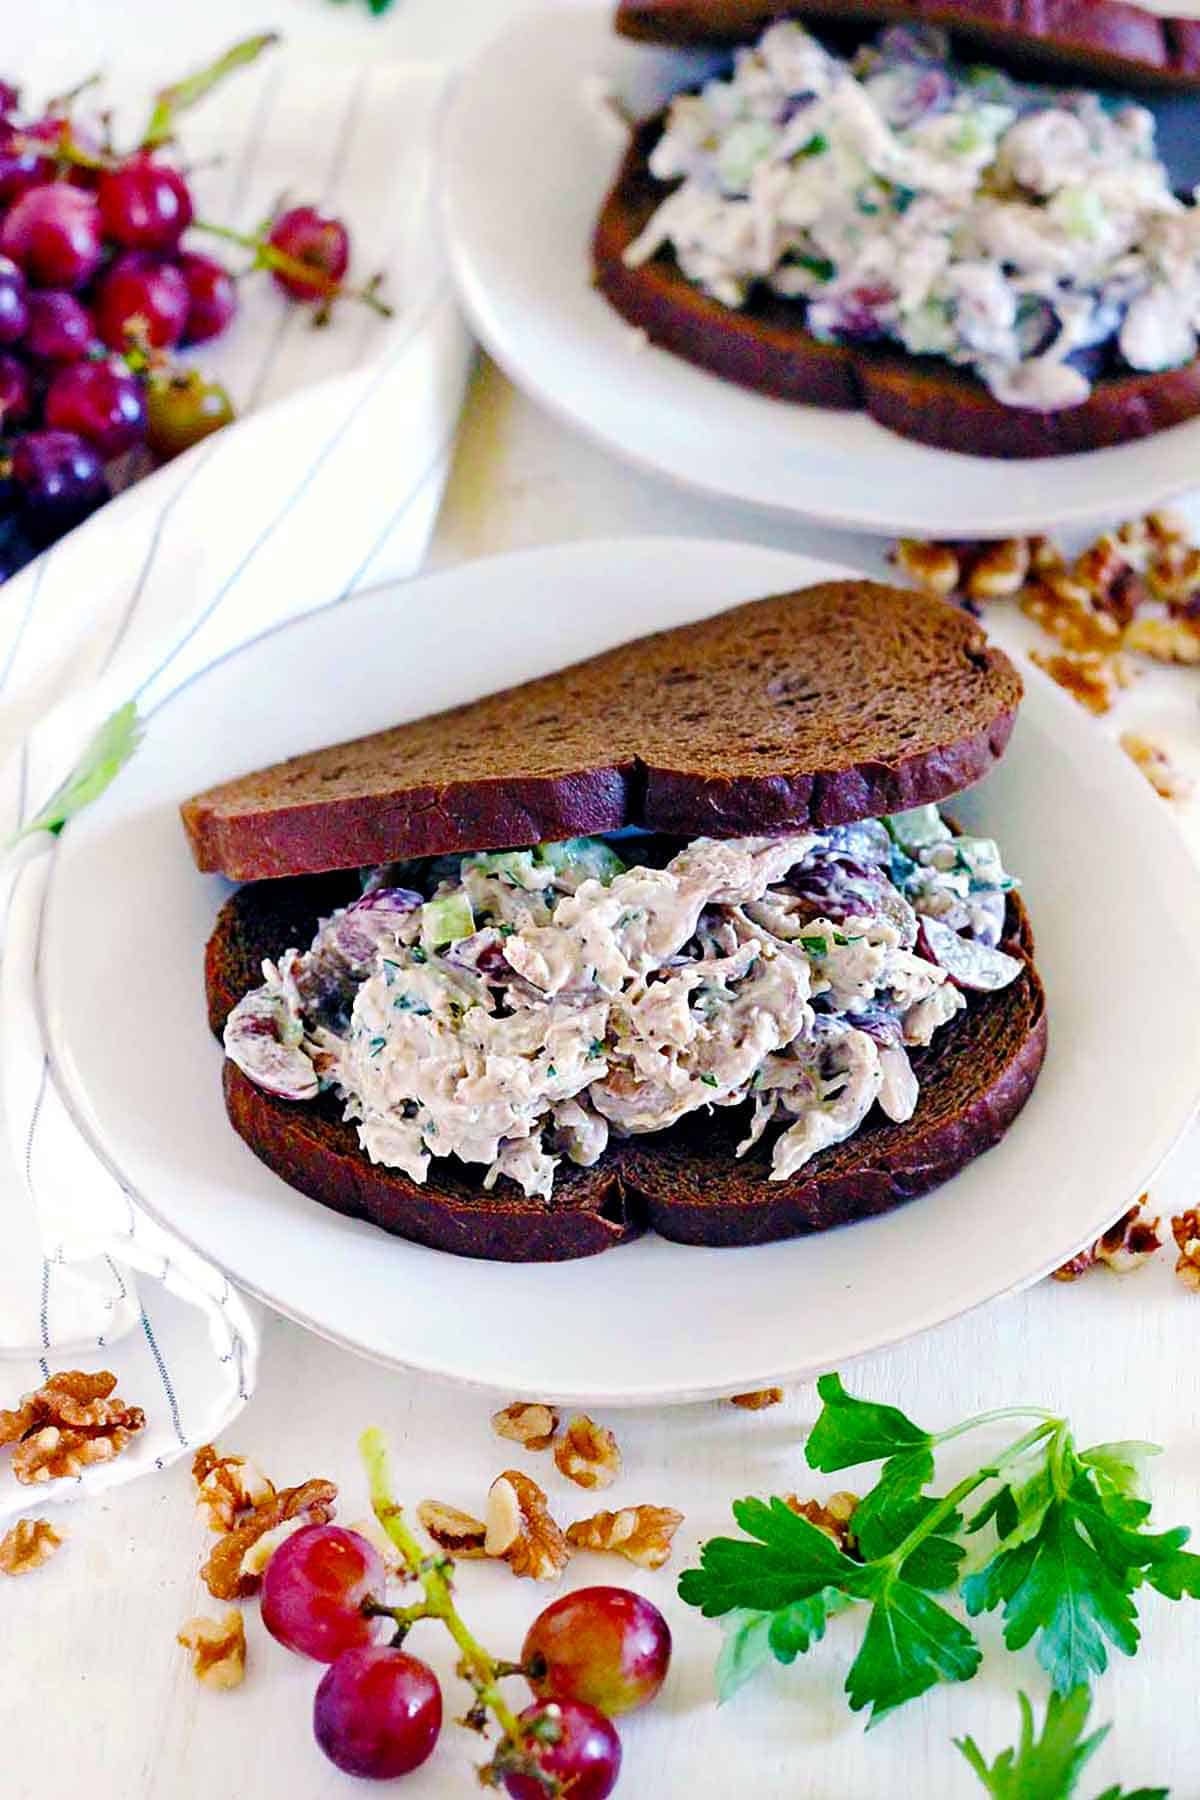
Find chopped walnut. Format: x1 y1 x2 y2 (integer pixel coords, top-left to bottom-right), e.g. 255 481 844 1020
417 1499 488 1558
566 1504 683 1571
237 1516 313 1583
1120 733 1195 802
201 1477 337 1601
1 1370 145 1456
1072 534 1146 624
491 1403 560 1453
1122 615 1200 665
965 538 1030 602
553 1416 621 1491
1029 648 1132 715
1171 1211 1200 1292
1053 1199 1163 1280
0 1517 63 1576
784 1492 860 1554
1145 542 1200 606
177 1610 247 1689
485 1470 570 1581
729 1388 784 1410
193 1445 276 1533
893 538 960 596
11 1421 142 1484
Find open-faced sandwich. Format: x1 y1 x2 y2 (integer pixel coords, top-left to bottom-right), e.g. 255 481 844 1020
595 1 1200 457
182 581 1047 1262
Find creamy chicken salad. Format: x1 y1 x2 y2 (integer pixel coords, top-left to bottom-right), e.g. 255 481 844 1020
623 20 1200 411
224 810 1024 1202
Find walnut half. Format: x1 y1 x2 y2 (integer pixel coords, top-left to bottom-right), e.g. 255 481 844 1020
417 1499 488 1559
0 1517 63 1576
566 1505 683 1570
485 1471 570 1581
490 1403 560 1453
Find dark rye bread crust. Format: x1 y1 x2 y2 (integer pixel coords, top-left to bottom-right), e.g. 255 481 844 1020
595 122 1200 460
615 1 1200 88
182 584 1021 881
206 872 1046 1260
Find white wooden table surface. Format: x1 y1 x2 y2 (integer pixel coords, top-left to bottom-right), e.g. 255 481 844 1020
5 4 1200 1799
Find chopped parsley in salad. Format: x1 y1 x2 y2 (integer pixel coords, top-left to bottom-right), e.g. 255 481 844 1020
623 20 1200 412
224 810 1023 1201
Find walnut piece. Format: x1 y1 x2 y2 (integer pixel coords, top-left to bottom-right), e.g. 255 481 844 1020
1171 1210 1200 1292
893 538 960 597
177 1610 247 1689
237 1516 313 1583
785 1492 860 1554
417 1499 488 1558
729 1388 784 1411
1121 615 1200 665
490 1402 560 1453
485 1470 570 1581
553 1416 621 1491
201 1476 337 1600
192 1445 277 1533
1120 733 1195 802
1 1370 145 1482
965 538 1030 602
1029 649 1132 716
0 1517 63 1576
566 1504 683 1570
1053 1199 1163 1281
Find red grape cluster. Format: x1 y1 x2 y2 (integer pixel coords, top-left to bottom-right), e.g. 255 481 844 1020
0 50 372 581
260 1523 672 1793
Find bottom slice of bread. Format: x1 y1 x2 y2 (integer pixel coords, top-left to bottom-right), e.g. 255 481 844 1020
206 874 1047 1261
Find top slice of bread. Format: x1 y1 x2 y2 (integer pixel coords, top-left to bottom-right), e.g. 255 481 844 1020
615 1 1200 89
181 582 1022 881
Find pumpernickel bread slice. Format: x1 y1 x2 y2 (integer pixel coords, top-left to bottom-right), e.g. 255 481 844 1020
206 874 1045 1260
615 1 1200 89
182 583 1021 881
594 121 1200 460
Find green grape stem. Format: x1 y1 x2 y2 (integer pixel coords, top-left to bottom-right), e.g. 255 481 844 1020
359 1428 528 1747
194 218 393 317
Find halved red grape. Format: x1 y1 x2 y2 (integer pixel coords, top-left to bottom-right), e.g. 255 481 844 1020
177 251 237 344
12 429 109 541
0 351 33 425
267 204 349 301
45 359 147 457
503 1701 622 1800
524 1586 671 1718
146 370 234 460
0 255 28 345
261 1523 384 1663
314 1647 442 1780
0 81 20 117
0 183 104 289
98 153 193 252
93 252 189 350
24 289 94 362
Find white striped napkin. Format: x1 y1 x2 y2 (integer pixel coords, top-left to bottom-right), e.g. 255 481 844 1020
0 54 472 1525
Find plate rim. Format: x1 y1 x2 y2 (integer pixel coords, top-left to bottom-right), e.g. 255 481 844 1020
438 5 1200 540
36 535 1200 1403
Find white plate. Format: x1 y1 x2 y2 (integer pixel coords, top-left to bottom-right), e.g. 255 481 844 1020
440 8 1200 539
40 539 1200 1402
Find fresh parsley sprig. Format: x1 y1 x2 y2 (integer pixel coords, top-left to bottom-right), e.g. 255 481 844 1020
680 1373 1200 1726
957 1688 1166 1800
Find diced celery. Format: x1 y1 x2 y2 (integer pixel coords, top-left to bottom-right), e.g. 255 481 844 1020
420 891 475 948
886 805 952 850
539 837 628 886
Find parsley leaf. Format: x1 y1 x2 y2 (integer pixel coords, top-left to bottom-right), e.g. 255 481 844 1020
9 702 144 845
956 1688 1167 1799
681 1372 1200 1727
805 1372 933 1472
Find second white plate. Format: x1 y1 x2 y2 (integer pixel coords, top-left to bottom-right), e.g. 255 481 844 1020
39 539 1200 1401
440 8 1200 538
